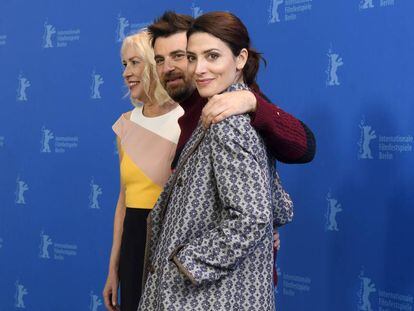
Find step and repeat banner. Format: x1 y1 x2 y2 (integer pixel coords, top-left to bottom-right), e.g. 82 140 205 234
1 0 413 310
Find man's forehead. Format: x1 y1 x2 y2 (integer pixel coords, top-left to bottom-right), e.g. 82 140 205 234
154 32 188 55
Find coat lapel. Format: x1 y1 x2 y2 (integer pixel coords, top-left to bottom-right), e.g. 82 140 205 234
174 122 206 172
158 122 207 222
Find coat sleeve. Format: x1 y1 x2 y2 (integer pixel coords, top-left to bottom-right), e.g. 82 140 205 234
170 117 273 286
250 91 316 164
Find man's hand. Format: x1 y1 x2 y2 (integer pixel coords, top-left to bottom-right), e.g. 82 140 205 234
103 270 120 311
274 228 280 251
201 90 257 128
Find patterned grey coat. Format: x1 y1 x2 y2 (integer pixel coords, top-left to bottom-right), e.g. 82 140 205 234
139 107 292 310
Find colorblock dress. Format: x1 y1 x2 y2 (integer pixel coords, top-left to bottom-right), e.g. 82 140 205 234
112 104 184 311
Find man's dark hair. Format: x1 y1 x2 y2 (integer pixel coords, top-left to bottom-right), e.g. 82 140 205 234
148 11 193 47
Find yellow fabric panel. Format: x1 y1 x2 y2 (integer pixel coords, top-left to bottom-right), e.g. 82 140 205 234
120 151 163 209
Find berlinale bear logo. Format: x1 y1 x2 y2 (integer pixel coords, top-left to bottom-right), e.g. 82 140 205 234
325 192 343 231
269 0 284 23
89 178 103 209
39 231 53 259
42 22 56 48
17 73 31 102
15 177 29 205
40 126 54 153
326 48 344 86
90 71 104 99
358 270 376 311
358 119 376 159
15 281 28 309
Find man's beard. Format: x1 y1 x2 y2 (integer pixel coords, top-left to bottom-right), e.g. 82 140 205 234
162 72 195 103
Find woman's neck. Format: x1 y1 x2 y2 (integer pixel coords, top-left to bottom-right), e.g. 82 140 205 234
141 100 177 117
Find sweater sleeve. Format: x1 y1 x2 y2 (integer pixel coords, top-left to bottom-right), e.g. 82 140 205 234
250 92 316 164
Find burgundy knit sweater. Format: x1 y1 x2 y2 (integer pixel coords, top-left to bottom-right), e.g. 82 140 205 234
172 89 316 169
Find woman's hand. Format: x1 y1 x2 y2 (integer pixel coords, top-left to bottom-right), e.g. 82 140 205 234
103 269 120 311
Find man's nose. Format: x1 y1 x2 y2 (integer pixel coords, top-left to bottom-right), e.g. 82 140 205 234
162 59 175 73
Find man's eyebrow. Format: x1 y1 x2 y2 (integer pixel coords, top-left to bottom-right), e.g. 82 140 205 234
170 49 186 55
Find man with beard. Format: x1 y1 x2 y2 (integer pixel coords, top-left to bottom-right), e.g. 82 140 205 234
148 12 316 168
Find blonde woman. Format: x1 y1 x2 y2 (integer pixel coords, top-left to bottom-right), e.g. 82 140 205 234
103 30 183 311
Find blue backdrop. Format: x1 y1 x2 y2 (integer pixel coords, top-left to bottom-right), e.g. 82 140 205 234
1 0 413 310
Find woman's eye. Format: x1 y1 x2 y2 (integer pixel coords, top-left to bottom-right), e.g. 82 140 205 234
187 55 196 62
207 53 219 60
132 60 140 65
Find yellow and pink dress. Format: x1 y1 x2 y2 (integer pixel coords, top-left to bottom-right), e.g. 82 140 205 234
112 104 184 310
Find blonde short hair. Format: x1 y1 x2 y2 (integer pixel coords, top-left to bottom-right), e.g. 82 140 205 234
121 30 171 106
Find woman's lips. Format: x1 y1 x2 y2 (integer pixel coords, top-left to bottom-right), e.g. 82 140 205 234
196 78 214 87
128 81 140 89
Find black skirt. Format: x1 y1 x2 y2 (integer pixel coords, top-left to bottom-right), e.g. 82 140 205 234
119 207 151 311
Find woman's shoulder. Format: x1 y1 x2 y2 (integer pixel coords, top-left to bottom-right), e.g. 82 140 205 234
123 109 134 120
208 115 266 160
114 108 136 122
209 114 262 150
112 109 135 136
210 114 253 136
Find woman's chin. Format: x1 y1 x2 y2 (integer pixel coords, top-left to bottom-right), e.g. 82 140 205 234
197 88 215 99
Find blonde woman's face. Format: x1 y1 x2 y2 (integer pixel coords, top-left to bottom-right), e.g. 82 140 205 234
122 45 145 102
